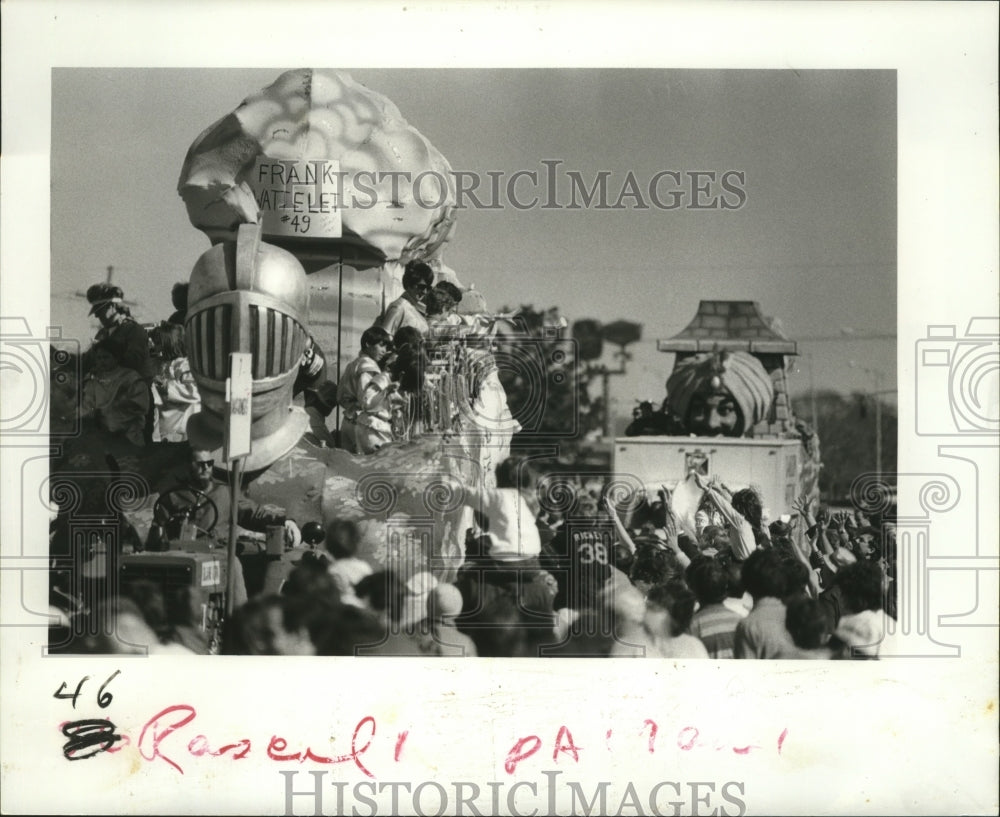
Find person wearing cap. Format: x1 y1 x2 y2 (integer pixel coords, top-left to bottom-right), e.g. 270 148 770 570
87 283 156 385
361 576 479 657
353 570 427 656
377 259 433 337
336 326 401 454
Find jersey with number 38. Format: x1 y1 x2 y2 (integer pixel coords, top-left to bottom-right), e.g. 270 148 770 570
550 523 615 611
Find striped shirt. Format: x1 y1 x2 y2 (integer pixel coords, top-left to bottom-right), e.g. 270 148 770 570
690 603 743 659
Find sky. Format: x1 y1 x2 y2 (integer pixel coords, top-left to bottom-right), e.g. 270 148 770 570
50 68 897 419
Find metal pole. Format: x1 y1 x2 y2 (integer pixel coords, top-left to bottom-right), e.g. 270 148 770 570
602 369 611 438
225 457 242 617
874 372 882 480
335 258 344 439
808 352 818 432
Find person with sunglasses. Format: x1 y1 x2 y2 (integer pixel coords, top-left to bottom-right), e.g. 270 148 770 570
377 259 434 337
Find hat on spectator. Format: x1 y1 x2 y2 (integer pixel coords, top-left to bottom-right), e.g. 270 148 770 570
427 582 463 620
87 283 125 315
401 571 438 628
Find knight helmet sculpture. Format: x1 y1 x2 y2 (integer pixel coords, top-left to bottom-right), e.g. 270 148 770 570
185 223 310 470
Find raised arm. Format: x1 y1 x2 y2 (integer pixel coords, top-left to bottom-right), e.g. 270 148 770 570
657 485 691 569
694 474 757 560
603 494 636 556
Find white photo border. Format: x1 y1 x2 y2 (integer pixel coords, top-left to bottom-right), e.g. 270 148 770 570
2 2 997 815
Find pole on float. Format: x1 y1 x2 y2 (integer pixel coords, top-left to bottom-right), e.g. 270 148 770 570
224 352 253 617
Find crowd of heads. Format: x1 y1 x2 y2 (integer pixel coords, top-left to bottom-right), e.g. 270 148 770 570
55 266 896 660
60 453 897 660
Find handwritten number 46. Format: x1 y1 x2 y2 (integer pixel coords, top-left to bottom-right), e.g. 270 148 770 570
54 670 120 709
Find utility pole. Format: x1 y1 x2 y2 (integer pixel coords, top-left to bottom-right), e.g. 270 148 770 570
588 343 631 439
73 265 138 307
874 369 883 480
807 351 818 432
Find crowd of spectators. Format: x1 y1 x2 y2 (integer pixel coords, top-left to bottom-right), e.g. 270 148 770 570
53 268 896 660
62 454 896 660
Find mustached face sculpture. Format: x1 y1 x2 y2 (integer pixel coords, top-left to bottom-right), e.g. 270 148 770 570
686 387 744 437
666 350 774 439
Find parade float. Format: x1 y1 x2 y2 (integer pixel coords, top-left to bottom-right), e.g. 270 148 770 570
615 300 821 528
177 68 459 384
51 70 533 651
172 67 522 563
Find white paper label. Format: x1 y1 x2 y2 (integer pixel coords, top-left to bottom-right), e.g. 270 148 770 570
249 158 342 238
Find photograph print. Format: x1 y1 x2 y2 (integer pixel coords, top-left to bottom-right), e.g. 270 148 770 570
44 66 899 662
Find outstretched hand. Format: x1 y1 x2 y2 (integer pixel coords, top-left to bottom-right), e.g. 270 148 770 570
657 487 679 548
707 476 732 500
791 493 812 519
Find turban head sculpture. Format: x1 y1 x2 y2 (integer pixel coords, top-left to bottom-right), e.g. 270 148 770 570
666 350 774 437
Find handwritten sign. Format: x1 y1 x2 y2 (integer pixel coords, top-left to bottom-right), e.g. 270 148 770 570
249 158 342 239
